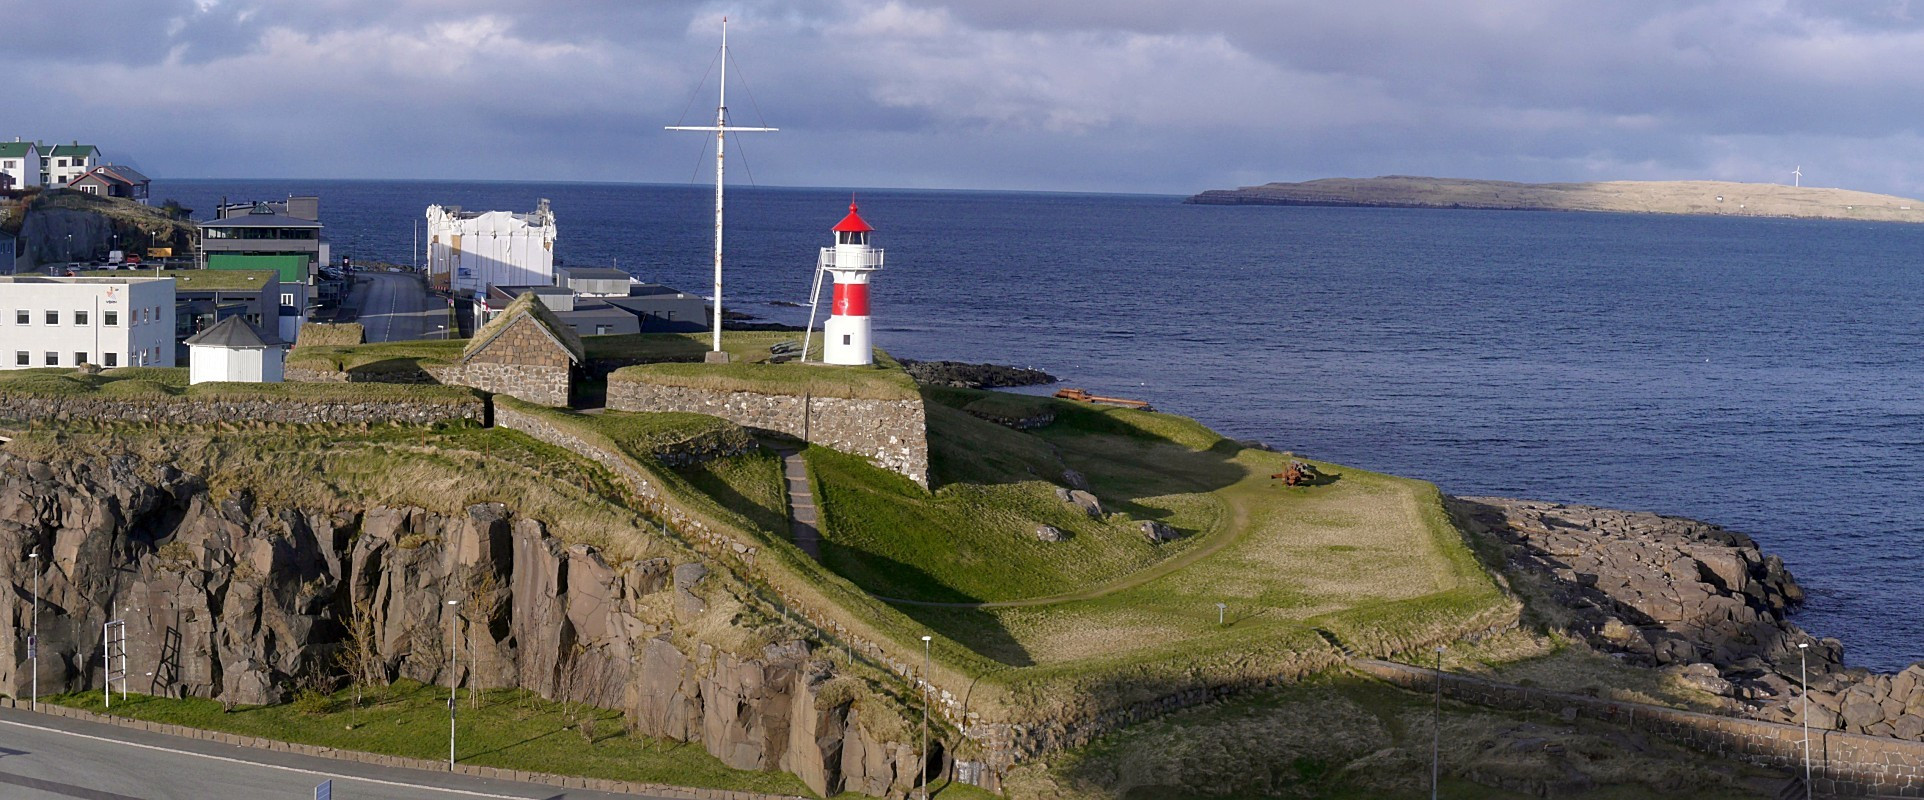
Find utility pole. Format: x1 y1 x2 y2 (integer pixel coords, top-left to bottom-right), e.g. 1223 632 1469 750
1432 645 1445 800
27 549 38 711
920 635 932 800
446 599 459 767
1800 642 1811 799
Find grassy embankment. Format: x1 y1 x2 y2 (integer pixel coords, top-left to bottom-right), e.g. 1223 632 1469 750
1000 672 1786 800
286 330 809 377
793 386 1516 720
281 331 1515 725
45 682 819 797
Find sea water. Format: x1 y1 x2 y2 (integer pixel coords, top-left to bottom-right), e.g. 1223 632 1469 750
154 179 1924 670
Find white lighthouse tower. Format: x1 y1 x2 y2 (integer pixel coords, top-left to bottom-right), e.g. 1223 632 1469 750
813 202 886 366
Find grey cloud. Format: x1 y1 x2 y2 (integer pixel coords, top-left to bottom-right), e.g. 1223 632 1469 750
7 1 1924 194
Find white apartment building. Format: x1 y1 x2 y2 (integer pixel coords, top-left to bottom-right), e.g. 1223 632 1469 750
0 276 176 369
425 199 556 297
0 140 40 189
41 143 102 187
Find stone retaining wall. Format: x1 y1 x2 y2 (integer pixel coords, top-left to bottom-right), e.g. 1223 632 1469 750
1355 658 1924 797
0 393 484 426
607 381 929 487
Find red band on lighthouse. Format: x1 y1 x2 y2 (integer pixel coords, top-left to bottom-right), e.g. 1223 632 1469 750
832 283 870 316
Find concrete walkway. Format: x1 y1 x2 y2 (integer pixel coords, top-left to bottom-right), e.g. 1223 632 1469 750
774 446 823 559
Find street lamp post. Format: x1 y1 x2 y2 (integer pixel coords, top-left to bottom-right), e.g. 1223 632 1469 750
446 599 459 767
1800 642 1811 799
27 550 38 711
920 634 932 800
1432 645 1445 800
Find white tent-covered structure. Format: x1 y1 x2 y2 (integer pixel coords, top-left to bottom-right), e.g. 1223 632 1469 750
184 316 285 384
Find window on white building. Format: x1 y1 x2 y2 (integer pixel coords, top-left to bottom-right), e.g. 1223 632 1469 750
75 310 87 325
104 353 117 367
13 352 25 366
13 310 25 325
74 352 86 366
43 352 56 366
44 310 57 325
104 311 118 326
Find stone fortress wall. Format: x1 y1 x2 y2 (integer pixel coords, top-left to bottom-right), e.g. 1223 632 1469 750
606 381 930 488
0 392 483 426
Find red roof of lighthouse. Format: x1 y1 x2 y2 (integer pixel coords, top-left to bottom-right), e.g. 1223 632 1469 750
832 201 873 233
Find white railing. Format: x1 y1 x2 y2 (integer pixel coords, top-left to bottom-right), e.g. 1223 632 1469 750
817 248 885 269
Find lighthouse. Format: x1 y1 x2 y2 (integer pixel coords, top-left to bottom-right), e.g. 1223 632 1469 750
817 202 885 365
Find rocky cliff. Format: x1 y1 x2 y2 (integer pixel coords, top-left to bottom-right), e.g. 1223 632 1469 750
1456 497 1924 740
0 451 929 798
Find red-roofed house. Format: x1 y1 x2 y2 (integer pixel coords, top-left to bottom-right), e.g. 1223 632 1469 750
67 164 150 203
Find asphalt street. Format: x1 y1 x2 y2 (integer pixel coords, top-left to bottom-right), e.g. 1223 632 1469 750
0 704 668 800
350 271 448 343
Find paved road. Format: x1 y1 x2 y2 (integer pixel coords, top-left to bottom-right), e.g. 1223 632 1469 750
351 271 449 343
0 705 659 800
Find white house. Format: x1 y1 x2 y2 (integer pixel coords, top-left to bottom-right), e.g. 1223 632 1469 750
41 142 102 187
0 276 175 369
0 140 40 189
425 199 556 297
184 316 283 384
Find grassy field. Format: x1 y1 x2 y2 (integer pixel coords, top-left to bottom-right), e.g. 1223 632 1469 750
45 682 816 797
805 387 1515 675
1000 672 1788 800
585 330 806 364
287 330 810 377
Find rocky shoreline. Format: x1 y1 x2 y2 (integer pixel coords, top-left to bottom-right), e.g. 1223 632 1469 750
1456 497 1924 739
899 359 1057 389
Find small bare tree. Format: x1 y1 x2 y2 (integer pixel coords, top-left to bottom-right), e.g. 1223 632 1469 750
333 600 384 716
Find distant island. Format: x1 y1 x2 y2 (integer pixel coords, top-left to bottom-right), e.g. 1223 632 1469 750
1188 175 1924 223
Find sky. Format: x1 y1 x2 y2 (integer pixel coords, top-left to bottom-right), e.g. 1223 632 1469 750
10 0 1924 195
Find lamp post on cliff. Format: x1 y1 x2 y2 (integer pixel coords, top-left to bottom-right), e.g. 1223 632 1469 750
27 549 38 711
920 634 932 800
1432 645 1445 800
446 599 459 767
1800 642 1811 799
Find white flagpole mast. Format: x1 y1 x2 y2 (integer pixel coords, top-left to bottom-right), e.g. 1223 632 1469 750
667 17 777 360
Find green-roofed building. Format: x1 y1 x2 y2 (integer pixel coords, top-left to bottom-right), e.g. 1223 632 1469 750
39 142 101 187
0 140 41 189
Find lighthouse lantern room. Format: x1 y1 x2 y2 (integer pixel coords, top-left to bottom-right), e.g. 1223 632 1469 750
810 202 886 366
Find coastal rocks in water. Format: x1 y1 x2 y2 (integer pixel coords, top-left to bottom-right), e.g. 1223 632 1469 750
1453 497 1820 672
900 360 1057 390
1452 496 1924 741
1139 521 1180 543
1035 525 1068 542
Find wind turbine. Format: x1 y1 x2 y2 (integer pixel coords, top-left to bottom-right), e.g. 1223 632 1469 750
1792 166 1802 188
667 18 778 362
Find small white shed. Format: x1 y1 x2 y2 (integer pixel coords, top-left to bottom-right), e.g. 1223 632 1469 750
184 316 285 384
